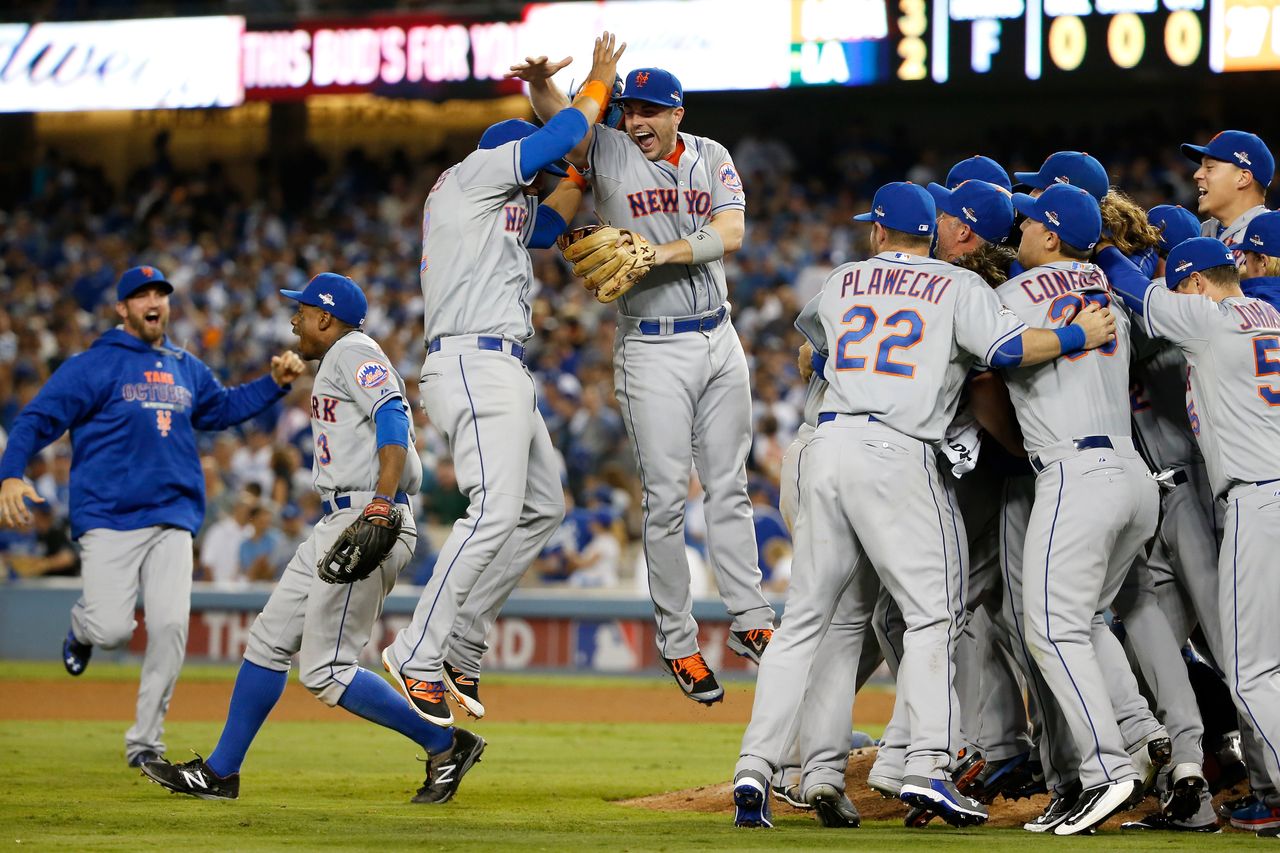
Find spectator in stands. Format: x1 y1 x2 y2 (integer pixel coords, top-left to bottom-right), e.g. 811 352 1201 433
239 505 283 583
198 490 255 587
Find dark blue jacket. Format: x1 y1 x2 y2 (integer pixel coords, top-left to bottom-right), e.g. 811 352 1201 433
1242 276 1280 309
0 329 287 538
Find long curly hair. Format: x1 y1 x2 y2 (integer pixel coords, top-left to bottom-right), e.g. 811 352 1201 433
953 243 1017 286
1101 189 1162 256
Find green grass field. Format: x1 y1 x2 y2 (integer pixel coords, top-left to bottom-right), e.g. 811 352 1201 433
0 663 1262 851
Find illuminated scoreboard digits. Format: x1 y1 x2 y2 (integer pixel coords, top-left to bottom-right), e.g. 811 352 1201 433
897 0 1212 82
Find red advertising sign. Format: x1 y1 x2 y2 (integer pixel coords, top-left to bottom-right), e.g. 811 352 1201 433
242 16 527 99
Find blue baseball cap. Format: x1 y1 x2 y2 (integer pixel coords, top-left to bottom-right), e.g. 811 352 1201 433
1181 130 1274 188
620 68 683 108
853 182 936 236
1242 210 1280 256
280 273 368 327
1147 204 1202 255
947 155 1012 191
1165 237 1237 289
1012 183 1102 252
927 180 1015 244
1014 151 1110 201
116 265 173 302
477 118 568 177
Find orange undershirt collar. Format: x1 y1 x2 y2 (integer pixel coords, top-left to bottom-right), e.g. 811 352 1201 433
664 139 685 167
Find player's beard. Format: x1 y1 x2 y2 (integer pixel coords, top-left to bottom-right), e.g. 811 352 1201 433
125 305 168 345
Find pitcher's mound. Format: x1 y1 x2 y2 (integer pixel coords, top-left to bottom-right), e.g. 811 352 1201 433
621 748 1204 830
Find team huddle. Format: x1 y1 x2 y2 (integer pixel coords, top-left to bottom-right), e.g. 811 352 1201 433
0 28 1277 838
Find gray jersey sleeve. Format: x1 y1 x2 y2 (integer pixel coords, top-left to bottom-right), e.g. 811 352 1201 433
454 141 526 206
953 279 1027 365
705 140 746 215
795 294 827 354
1142 285 1217 351
331 341 406 421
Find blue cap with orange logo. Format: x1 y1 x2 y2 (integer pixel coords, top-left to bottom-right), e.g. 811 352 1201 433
927 180 1015 244
1165 237 1237 289
853 182 937 236
620 68 683 108
280 273 368 327
1012 184 1102 251
116 265 173 302
1181 130 1274 188
1014 152 1110 201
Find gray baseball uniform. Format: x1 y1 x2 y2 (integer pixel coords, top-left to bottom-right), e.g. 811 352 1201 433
245 332 420 702
1136 283 1280 797
586 125 773 659
997 261 1160 790
1202 204 1269 254
737 251 1028 787
386 138 566 688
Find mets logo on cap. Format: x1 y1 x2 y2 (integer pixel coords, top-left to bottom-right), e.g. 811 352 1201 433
635 71 650 86
355 361 390 389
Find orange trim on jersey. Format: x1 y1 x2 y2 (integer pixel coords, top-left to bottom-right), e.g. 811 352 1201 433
664 139 686 167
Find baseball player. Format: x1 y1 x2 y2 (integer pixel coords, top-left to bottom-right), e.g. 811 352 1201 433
998 184 1162 835
1241 211 1280 304
731 181 1116 829
520 59 775 701
1181 130 1274 252
379 35 623 726
1106 236 1280 835
947 155 1013 191
0 265 301 769
140 274 482 804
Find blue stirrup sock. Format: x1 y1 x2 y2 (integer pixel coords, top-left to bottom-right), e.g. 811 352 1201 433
338 667 454 755
206 660 288 777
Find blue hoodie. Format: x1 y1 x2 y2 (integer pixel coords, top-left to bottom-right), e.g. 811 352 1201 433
1242 276 1280 309
0 329 288 538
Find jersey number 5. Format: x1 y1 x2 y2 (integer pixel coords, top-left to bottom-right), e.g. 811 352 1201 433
1050 293 1117 360
1255 336 1280 406
835 305 923 378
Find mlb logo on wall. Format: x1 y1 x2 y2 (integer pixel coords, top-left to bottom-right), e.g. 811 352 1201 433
573 621 642 671
355 361 390 389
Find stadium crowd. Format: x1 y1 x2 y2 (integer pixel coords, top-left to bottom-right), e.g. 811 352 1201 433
0 123 1215 591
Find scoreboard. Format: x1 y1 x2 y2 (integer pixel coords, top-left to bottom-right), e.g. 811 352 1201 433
891 0 1280 83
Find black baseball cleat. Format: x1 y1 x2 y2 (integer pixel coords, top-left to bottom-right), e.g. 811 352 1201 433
442 661 485 719
140 754 239 800
726 629 773 664
899 774 989 827
1023 781 1081 832
773 783 810 810
62 630 92 676
1121 812 1221 832
413 728 486 804
1128 732 1173 796
1055 779 1139 836
971 752 1030 803
1163 762 1208 821
127 749 164 769
381 647 453 727
806 783 861 828
662 653 724 705
904 749 986 826
1003 757 1047 800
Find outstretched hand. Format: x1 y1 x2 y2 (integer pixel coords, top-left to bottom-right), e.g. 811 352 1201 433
505 55 572 84
586 31 626 86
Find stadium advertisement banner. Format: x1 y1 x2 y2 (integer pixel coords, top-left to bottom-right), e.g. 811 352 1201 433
126 609 760 674
1211 0 1280 70
241 16 528 99
0 17 244 113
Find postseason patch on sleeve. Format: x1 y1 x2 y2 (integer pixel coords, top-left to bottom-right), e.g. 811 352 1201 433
355 360 391 389
718 162 743 193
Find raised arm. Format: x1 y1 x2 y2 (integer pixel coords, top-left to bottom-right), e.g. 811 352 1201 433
509 32 624 171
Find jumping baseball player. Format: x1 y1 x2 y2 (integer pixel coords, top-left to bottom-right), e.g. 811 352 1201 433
731 181 1116 829
1107 237 1280 836
1181 130 1273 252
521 59 775 702
379 34 623 726
998 184 1162 835
139 274 483 804
0 265 301 769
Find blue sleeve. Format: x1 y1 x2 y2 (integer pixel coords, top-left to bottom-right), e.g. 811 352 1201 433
0 358 101 480
988 335 1024 369
191 362 288 432
374 401 410 449
518 109 590 183
528 205 568 250
1096 246 1151 315
811 351 827 377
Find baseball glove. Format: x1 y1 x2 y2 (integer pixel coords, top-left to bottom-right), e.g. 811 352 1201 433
317 499 402 584
557 225 656 303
